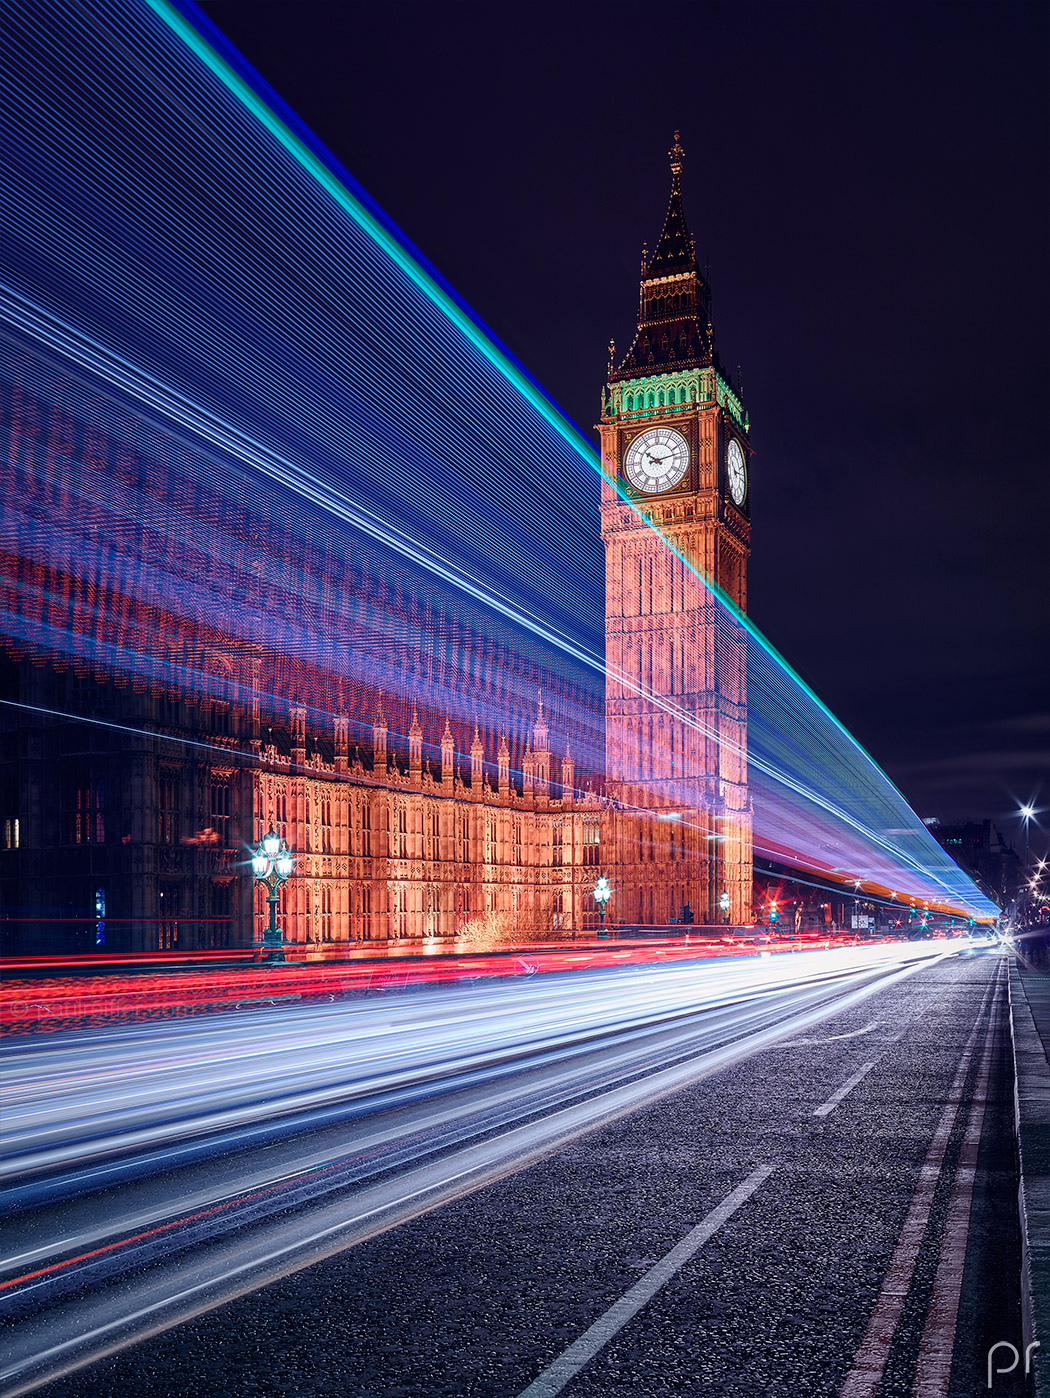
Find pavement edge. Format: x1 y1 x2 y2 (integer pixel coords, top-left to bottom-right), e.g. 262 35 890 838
1009 955 1050 1395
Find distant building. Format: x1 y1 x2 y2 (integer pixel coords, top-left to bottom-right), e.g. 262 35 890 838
933 820 1016 908
0 137 753 951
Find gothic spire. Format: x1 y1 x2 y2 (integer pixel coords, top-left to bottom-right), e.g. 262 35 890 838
609 132 714 383
645 131 696 278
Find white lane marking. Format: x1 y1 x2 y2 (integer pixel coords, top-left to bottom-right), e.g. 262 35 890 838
838 965 1001 1398
781 1020 880 1046
912 994 998 1394
2 955 949 1395
515 1165 775 1398
813 1062 877 1117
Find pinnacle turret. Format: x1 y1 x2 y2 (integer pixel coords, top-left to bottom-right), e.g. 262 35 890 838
609 133 715 384
645 131 695 278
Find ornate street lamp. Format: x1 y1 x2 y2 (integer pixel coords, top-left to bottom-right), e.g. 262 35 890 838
252 827 294 962
593 875 612 937
719 890 731 925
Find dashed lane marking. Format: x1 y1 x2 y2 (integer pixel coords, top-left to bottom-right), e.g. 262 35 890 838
813 1061 877 1117
515 1165 775 1398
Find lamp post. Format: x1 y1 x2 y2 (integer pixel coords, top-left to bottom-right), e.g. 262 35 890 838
1020 807 1035 909
593 875 612 938
251 827 294 963
719 890 731 926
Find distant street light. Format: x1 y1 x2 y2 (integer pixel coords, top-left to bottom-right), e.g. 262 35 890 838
593 876 612 937
1020 805 1036 866
1019 804 1038 913
252 827 294 963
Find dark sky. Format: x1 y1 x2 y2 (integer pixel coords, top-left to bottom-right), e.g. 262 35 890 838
199 0 1049 854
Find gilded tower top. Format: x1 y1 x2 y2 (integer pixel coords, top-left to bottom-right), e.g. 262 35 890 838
645 133 694 278
609 133 715 383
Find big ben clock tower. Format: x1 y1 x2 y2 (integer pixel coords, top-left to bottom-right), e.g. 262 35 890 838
599 133 752 926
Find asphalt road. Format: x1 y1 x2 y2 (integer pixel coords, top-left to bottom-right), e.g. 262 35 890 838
5 946 1021 1397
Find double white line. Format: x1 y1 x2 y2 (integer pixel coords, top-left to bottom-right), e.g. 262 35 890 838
839 963 1002 1396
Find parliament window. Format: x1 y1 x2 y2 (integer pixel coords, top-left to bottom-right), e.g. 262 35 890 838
208 700 229 735
361 885 372 939
209 880 231 948
158 883 179 951
582 820 600 867
66 772 104 845
209 780 230 847
361 804 372 857
158 774 180 844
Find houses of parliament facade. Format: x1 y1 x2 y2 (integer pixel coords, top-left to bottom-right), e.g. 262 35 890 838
0 139 753 953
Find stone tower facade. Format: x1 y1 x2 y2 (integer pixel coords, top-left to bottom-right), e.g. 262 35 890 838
598 134 752 925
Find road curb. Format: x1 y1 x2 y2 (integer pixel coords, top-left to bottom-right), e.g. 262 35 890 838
1008 956 1050 1395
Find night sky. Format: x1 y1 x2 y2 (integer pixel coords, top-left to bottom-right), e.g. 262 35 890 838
199 0 1048 853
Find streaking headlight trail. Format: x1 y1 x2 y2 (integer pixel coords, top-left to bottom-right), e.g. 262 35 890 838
0 0 993 916
1 943 961 1394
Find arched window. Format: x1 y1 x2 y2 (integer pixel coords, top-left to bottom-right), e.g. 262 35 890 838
648 392 655 408
626 393 634 411
658 390 665 407
690 387 698 402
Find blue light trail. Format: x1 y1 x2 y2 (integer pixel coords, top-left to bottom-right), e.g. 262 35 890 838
0 0 995 918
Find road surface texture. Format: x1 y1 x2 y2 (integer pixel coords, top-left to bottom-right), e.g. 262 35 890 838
6 947 1021 1397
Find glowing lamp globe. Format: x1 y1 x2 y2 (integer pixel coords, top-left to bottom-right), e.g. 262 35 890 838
276 849 294 880
251 852 269 878
262 829 280 859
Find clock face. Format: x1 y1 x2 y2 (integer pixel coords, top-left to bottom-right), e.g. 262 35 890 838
726 437 747 505
624 428 690 494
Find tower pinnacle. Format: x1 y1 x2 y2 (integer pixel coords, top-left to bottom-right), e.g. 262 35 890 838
646 132 695 278
609 134 712 382
669 129 684 176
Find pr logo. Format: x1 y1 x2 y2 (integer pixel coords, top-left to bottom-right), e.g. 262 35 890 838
987 1340 1040 1388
